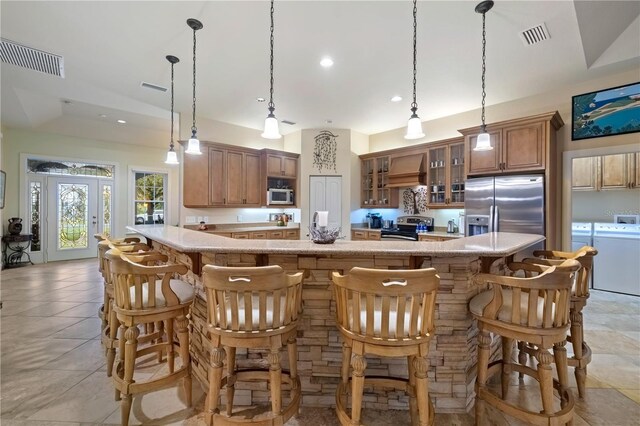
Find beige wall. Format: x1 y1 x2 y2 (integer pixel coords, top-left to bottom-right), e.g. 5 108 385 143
369 68 640 154
572 189 640 223
0 127 179 239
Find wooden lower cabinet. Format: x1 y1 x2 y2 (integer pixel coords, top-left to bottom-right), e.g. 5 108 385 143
351 230 381 241
212 229 299 240
418 234 459 242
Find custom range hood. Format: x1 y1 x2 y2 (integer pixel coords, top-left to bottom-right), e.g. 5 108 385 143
386 154 426 187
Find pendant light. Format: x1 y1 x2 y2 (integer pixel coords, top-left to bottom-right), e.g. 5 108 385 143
185 18 203 155
165 55 180 165
261 0 282 139
474 0 494 151
404 0 425 140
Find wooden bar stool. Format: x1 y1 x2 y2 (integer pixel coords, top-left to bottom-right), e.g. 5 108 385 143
98 240 151 376
470 259 581 426
521 246 598 398
201 265 304 426
106 249 194 426
331 267 440 426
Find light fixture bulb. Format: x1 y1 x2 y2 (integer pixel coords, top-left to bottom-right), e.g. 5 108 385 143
185 131 202 155
165 150 179 165
261 114 282 139
405 114 425 140
474 131 493 151
320 57 334 68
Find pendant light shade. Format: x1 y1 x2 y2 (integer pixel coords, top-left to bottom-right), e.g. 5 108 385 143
473 0 494 152
404 0 425 140
261 0 282 140
185 18 203 155
165 55 180 165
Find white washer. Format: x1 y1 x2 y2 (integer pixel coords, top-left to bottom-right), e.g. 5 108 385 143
571 222 593 287
593 223 640 296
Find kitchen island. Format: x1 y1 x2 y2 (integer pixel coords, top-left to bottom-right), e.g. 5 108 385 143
127 224 543 414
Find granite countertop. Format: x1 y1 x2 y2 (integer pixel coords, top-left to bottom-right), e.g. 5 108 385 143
128 224 543 257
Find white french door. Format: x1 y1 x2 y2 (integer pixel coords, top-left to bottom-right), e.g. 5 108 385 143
46 176 99 261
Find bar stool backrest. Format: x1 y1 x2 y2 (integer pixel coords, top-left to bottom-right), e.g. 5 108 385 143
105 249 187 311
488 259 581 329
202 265 304 333
529 246 597 299
332 267 440 341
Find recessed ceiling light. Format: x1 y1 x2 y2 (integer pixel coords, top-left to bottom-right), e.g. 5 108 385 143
117 119 126 124
320 57 334 68
256 97 266 102
99 114 107 118
391 96 403 102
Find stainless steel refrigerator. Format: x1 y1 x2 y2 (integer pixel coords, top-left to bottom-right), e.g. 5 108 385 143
465 175 545 253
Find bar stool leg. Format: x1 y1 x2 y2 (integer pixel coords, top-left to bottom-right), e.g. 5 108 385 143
166 319 175 374
106 302 118 377
115 323 126 402
517 341 527 380
571 310 587 398
554 340 569 408
156 320 165 363
501 337 514 399
407 355 418 425
339 342 352 409
121 326 140 426
351 353 367 425
475 330 491 425
287 337 299 388
268 347 282 415
226 346 236 416
536 348 555 415
176 316 192 407
413 356 430 426
206 347 225 425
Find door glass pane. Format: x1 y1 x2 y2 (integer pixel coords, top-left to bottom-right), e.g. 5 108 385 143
29 181 42 251
102 184 112 237
58 183 89 249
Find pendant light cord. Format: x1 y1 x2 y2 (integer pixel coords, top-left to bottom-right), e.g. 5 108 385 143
481 10 487 129
170 61 175 149
191 26 197 133
411 0 418 112
268 0 275 113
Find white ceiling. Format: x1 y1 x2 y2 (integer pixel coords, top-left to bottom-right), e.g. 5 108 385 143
1 1 639 148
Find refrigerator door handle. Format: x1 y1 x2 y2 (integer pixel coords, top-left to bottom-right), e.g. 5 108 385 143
494 206 499 232
489 206 494 232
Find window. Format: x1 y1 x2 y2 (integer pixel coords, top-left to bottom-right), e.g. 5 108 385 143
134 172 166 225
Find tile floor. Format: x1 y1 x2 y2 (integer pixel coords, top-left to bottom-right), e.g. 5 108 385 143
1 258 639 425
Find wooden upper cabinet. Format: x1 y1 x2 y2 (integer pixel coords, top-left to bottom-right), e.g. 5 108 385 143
466 130 502 175
183 148 211 207
266 153 297 178
209 147 226 205
572 157 598 191
502 121 545 172
600 153 630 190
634 153 640 189
244 152 262 205
226 151 245 205
461 111 562 177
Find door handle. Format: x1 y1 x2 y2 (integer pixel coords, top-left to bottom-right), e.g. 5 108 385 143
489 206 494 232
494 206 499 232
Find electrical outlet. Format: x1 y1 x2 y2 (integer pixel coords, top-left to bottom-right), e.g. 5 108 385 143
185 216 196 224
237 215 243 222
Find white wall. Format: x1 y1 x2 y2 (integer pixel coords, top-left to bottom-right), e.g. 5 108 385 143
572 190 640 223
1 127 179 239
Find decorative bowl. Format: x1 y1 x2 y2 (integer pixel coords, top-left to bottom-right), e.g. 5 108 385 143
309 226 341 244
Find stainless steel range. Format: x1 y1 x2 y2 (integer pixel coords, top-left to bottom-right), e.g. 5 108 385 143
380 216 434 241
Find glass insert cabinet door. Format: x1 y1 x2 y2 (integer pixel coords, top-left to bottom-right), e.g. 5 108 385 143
46 176 99 262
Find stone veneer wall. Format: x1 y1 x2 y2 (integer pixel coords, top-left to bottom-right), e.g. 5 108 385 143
152 242 504 413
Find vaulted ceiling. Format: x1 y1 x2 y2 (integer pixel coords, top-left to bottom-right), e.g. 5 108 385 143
1 1 639 147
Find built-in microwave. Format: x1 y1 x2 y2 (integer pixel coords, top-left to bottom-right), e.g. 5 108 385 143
267 188 294 205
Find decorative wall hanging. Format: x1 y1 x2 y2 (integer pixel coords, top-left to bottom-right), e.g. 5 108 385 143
572 81 640 141
313 130 338 172
402 187 428 214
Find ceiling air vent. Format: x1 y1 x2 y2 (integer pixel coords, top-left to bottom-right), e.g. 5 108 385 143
0 38 64 77
282 120 296 125
519 23 550 46
140 81 167 92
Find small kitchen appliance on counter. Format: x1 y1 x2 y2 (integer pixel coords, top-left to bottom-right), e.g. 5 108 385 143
382 219 394 229
368 213 383 229
381 216 434 241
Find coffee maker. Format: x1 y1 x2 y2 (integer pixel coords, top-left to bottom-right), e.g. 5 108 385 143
368 213 382 229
